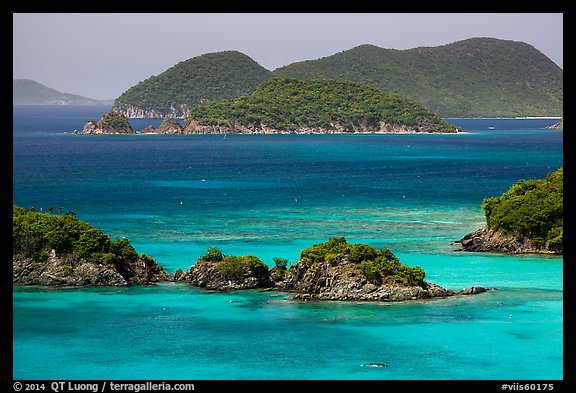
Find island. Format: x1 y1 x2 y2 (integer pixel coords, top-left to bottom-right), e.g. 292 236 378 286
13 205 169 286
13 206 487 302
13 79 114 105
175 237 487 302
457 168 563 254
182 78 460 134
81 111 135 134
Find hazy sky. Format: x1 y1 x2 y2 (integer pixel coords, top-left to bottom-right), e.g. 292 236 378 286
13 13 563 100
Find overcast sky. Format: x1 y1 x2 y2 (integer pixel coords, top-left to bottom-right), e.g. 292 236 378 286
13 13 563 100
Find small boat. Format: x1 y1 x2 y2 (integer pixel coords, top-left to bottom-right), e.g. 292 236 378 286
488 126 495 130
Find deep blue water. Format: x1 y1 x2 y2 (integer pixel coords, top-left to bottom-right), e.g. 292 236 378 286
12 105 563 380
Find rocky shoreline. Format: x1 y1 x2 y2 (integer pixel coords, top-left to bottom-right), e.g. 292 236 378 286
79 111 458 136
13 249 170 287
13 249 488 303
173 255 488 302
456 226 562 255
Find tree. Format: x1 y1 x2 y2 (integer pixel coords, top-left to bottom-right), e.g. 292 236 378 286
272 257 288 270
200 246 224 262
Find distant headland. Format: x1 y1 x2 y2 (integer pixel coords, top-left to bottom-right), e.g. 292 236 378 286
13 79 114 106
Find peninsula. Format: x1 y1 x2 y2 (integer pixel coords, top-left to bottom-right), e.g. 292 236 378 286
457 168 563 254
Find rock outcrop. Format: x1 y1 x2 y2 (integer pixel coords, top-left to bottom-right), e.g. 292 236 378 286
82 111 135 134
175 259 274 290
176 256 487 302
456 226 561 254
274 257 486 302
156 118 184 134
547 117 563 129
13 249 171 287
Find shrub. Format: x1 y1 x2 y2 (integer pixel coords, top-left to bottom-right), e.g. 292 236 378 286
216 254 269 278
12 205 146 267
299 237 426 286
272 257 288 270
200 246 224 262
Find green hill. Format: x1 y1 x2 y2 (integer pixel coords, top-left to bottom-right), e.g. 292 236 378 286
113 51 272 118
13 79 112 105
273 38 563 117
184 77 459 133
112 38 562 118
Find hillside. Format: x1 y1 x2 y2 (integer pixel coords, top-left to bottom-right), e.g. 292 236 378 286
13 79 113 105
112 38 562 119
273 38 563 117
184 77 459 134
113 51 272 118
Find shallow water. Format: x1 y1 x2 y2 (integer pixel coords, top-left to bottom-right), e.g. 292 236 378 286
12 106 563 379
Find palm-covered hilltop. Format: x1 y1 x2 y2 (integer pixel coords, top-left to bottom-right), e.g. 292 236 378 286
184 77 459 133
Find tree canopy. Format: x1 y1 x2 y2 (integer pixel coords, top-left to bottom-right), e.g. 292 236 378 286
300 237 426 286
482 168 563 251
186 77 458 133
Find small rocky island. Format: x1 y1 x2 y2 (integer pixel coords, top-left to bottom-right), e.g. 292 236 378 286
12 205 169 286
175 238 487 302
457 168 563 254
81 111 135 134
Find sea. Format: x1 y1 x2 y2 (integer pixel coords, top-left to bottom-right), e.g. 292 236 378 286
12 105 564 382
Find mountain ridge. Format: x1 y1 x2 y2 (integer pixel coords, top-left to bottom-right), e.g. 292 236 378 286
274 37 563 117
111 37 563 118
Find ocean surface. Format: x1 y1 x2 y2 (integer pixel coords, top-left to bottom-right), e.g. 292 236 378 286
12 105 563 380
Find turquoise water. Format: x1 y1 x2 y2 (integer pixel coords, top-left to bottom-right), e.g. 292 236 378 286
12 106 563 380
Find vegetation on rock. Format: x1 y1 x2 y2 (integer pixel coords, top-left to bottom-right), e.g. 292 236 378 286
481 168 563 251
185 77 458 133
96 111 134 133
12 205 164 281
299 237 426 286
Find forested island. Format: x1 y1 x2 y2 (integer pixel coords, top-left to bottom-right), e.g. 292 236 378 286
13 206 486 301
458 168 563 254
183 78 459 134
12 205 168 285
175 237 487 301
